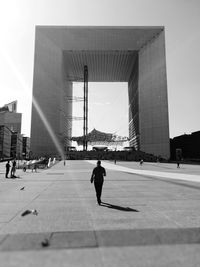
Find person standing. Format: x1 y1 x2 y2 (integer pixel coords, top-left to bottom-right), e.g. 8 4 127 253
10 159 16 178
5 160 11 178
90 160 106 205
23 162 27 172
34 164 37 172
32 164 37 172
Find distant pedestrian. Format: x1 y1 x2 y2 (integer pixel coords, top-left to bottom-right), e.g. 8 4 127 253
140 159 143 165
5 160 11 178
34 164 37 172
90 160 106 205
23 162 27 172
32 164 37 172
47 158 51 168
10 159 16 178
177 161 180 168
114 149 117 164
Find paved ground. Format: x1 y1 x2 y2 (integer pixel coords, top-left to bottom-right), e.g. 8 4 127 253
0 160 200 266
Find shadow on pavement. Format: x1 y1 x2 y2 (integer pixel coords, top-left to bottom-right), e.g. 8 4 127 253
101 202 139 212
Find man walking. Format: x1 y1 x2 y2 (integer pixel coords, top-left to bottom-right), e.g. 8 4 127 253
5 160 11 178
90 160 106 205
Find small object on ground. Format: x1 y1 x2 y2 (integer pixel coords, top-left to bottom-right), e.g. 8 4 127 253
21 209 38 217
20 187 25 190
41 238 50 247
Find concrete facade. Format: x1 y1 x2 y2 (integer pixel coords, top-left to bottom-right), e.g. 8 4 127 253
10 132 23 159
138 30 169 158
0 111 22 133
0 125 11 158
31 26 170 158
22 136 30 158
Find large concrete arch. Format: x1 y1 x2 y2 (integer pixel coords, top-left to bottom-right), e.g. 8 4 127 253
30 26 170 158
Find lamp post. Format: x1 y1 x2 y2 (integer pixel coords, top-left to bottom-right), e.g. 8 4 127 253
83 65 88 151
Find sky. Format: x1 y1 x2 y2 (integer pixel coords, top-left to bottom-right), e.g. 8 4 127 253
0 0 200 139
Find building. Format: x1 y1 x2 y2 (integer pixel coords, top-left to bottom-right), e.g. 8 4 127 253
22 136 30 158
10 132 23 159
0 101 22 133
31 26 170 158
0 100 17 113
170 131 200 160
0 126 12 159
0 101 24 159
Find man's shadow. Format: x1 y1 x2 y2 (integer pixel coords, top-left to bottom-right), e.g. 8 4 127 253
101 202 139 212
10 175 22 179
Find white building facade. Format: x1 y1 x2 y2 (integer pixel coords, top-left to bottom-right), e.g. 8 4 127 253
31 26 170 159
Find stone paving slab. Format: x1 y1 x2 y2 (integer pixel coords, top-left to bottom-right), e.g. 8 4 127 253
0 233 52 251
50 231 97 249
1 227 200 252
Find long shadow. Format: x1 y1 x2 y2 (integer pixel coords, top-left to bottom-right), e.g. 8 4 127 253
101 202 139 212
9 176 22 179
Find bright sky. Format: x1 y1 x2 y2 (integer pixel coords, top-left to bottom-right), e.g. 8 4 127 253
73 82 128 137
0 0 199 139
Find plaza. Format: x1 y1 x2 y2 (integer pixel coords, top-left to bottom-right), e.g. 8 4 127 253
0 160 200 266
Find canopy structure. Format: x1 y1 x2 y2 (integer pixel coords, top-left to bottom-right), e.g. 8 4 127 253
71 128 128 146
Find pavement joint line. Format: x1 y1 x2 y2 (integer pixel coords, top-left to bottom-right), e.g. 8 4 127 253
46 173 64 175
26 179 58 203
0 234 8 246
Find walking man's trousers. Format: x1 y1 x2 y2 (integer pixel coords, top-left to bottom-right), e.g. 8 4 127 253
94 182 103 204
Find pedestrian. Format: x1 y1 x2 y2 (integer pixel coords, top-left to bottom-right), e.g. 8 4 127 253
90 160 106 205
140 159 143 165
114 149 117 164
23 162 27 172
34 164 37 172
10 159 17 178
177 161 180 168
5 160 11 178
32 164 37 172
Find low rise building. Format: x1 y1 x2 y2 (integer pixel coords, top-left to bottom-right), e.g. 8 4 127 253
11 132 23 159
23 136 30 158
0 111 22 133
0 125 12 159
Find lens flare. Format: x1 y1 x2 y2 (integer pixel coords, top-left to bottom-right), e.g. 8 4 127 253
0 49 65 159
31 96 65 158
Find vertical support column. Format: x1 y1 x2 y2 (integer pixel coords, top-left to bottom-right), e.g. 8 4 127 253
83 65 88 151
85 66 88 151
138 30 170 159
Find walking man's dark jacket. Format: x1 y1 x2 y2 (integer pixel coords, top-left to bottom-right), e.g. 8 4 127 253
91 161 106 205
